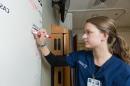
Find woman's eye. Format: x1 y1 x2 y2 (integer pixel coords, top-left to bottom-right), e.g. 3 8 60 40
86 31 91 34
84 30 93 34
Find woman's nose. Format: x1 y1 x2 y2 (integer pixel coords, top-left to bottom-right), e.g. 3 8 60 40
82 34 87 39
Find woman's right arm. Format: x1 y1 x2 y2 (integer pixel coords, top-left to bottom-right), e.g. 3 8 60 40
33 29 68 66
39 46 68 66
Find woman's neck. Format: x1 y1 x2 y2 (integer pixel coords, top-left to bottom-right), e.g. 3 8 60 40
93 45 112 66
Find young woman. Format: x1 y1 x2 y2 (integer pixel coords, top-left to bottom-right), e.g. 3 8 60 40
33 16 130 86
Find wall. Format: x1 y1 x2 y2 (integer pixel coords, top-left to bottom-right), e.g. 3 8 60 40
0 0 42 86
118 27 130 47
60 13 73 30
42 0 57 86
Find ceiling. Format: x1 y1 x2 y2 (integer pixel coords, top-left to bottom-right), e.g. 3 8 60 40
68 0 130 30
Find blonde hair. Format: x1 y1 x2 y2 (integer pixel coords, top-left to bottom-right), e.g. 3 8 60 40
86 16 130 64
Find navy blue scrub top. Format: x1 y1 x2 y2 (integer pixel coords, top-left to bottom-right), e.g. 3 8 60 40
66 50 130 86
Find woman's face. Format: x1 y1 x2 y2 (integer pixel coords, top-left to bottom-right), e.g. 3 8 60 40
82 22 105 49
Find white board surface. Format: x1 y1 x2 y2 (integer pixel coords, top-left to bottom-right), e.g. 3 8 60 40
0 0 42 86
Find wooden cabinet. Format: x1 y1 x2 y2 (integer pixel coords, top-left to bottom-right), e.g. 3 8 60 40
50 24 72 86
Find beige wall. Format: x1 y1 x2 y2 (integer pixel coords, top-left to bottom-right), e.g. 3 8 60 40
118 27 130 48
42 0 57 86
42 1 73 85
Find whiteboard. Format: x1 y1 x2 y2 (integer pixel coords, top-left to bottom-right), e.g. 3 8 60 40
0 0 42 86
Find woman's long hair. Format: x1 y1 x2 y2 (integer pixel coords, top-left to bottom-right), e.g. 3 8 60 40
86 16 130 64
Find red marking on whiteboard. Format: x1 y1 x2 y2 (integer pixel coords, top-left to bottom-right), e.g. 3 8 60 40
28 0 37 10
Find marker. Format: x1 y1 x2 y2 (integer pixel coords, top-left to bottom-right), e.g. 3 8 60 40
32 28 51 38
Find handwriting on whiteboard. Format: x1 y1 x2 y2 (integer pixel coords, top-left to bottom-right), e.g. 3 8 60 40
0 3 10 14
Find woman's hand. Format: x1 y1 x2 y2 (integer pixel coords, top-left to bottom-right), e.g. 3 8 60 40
32 29 50 56
33 29 48 47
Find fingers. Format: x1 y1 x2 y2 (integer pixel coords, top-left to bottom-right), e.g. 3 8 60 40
32 28 47 39
40 29 47 35
38 30 47 38
32 28 49 46
40 29 52 38
32 29 38 39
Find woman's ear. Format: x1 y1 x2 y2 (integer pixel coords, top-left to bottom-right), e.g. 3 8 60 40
101 32 109 41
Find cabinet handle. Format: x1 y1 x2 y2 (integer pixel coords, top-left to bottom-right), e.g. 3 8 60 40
54 39 57 50
58 71 62 84
58 38 61 50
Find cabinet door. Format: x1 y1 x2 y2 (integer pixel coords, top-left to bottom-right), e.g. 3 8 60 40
51 34 63 55
64 33 70 55
54 67 63 86
63 34 71 86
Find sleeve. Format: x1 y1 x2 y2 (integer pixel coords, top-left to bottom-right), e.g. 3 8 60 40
66 51 78 68
45 52 68 67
